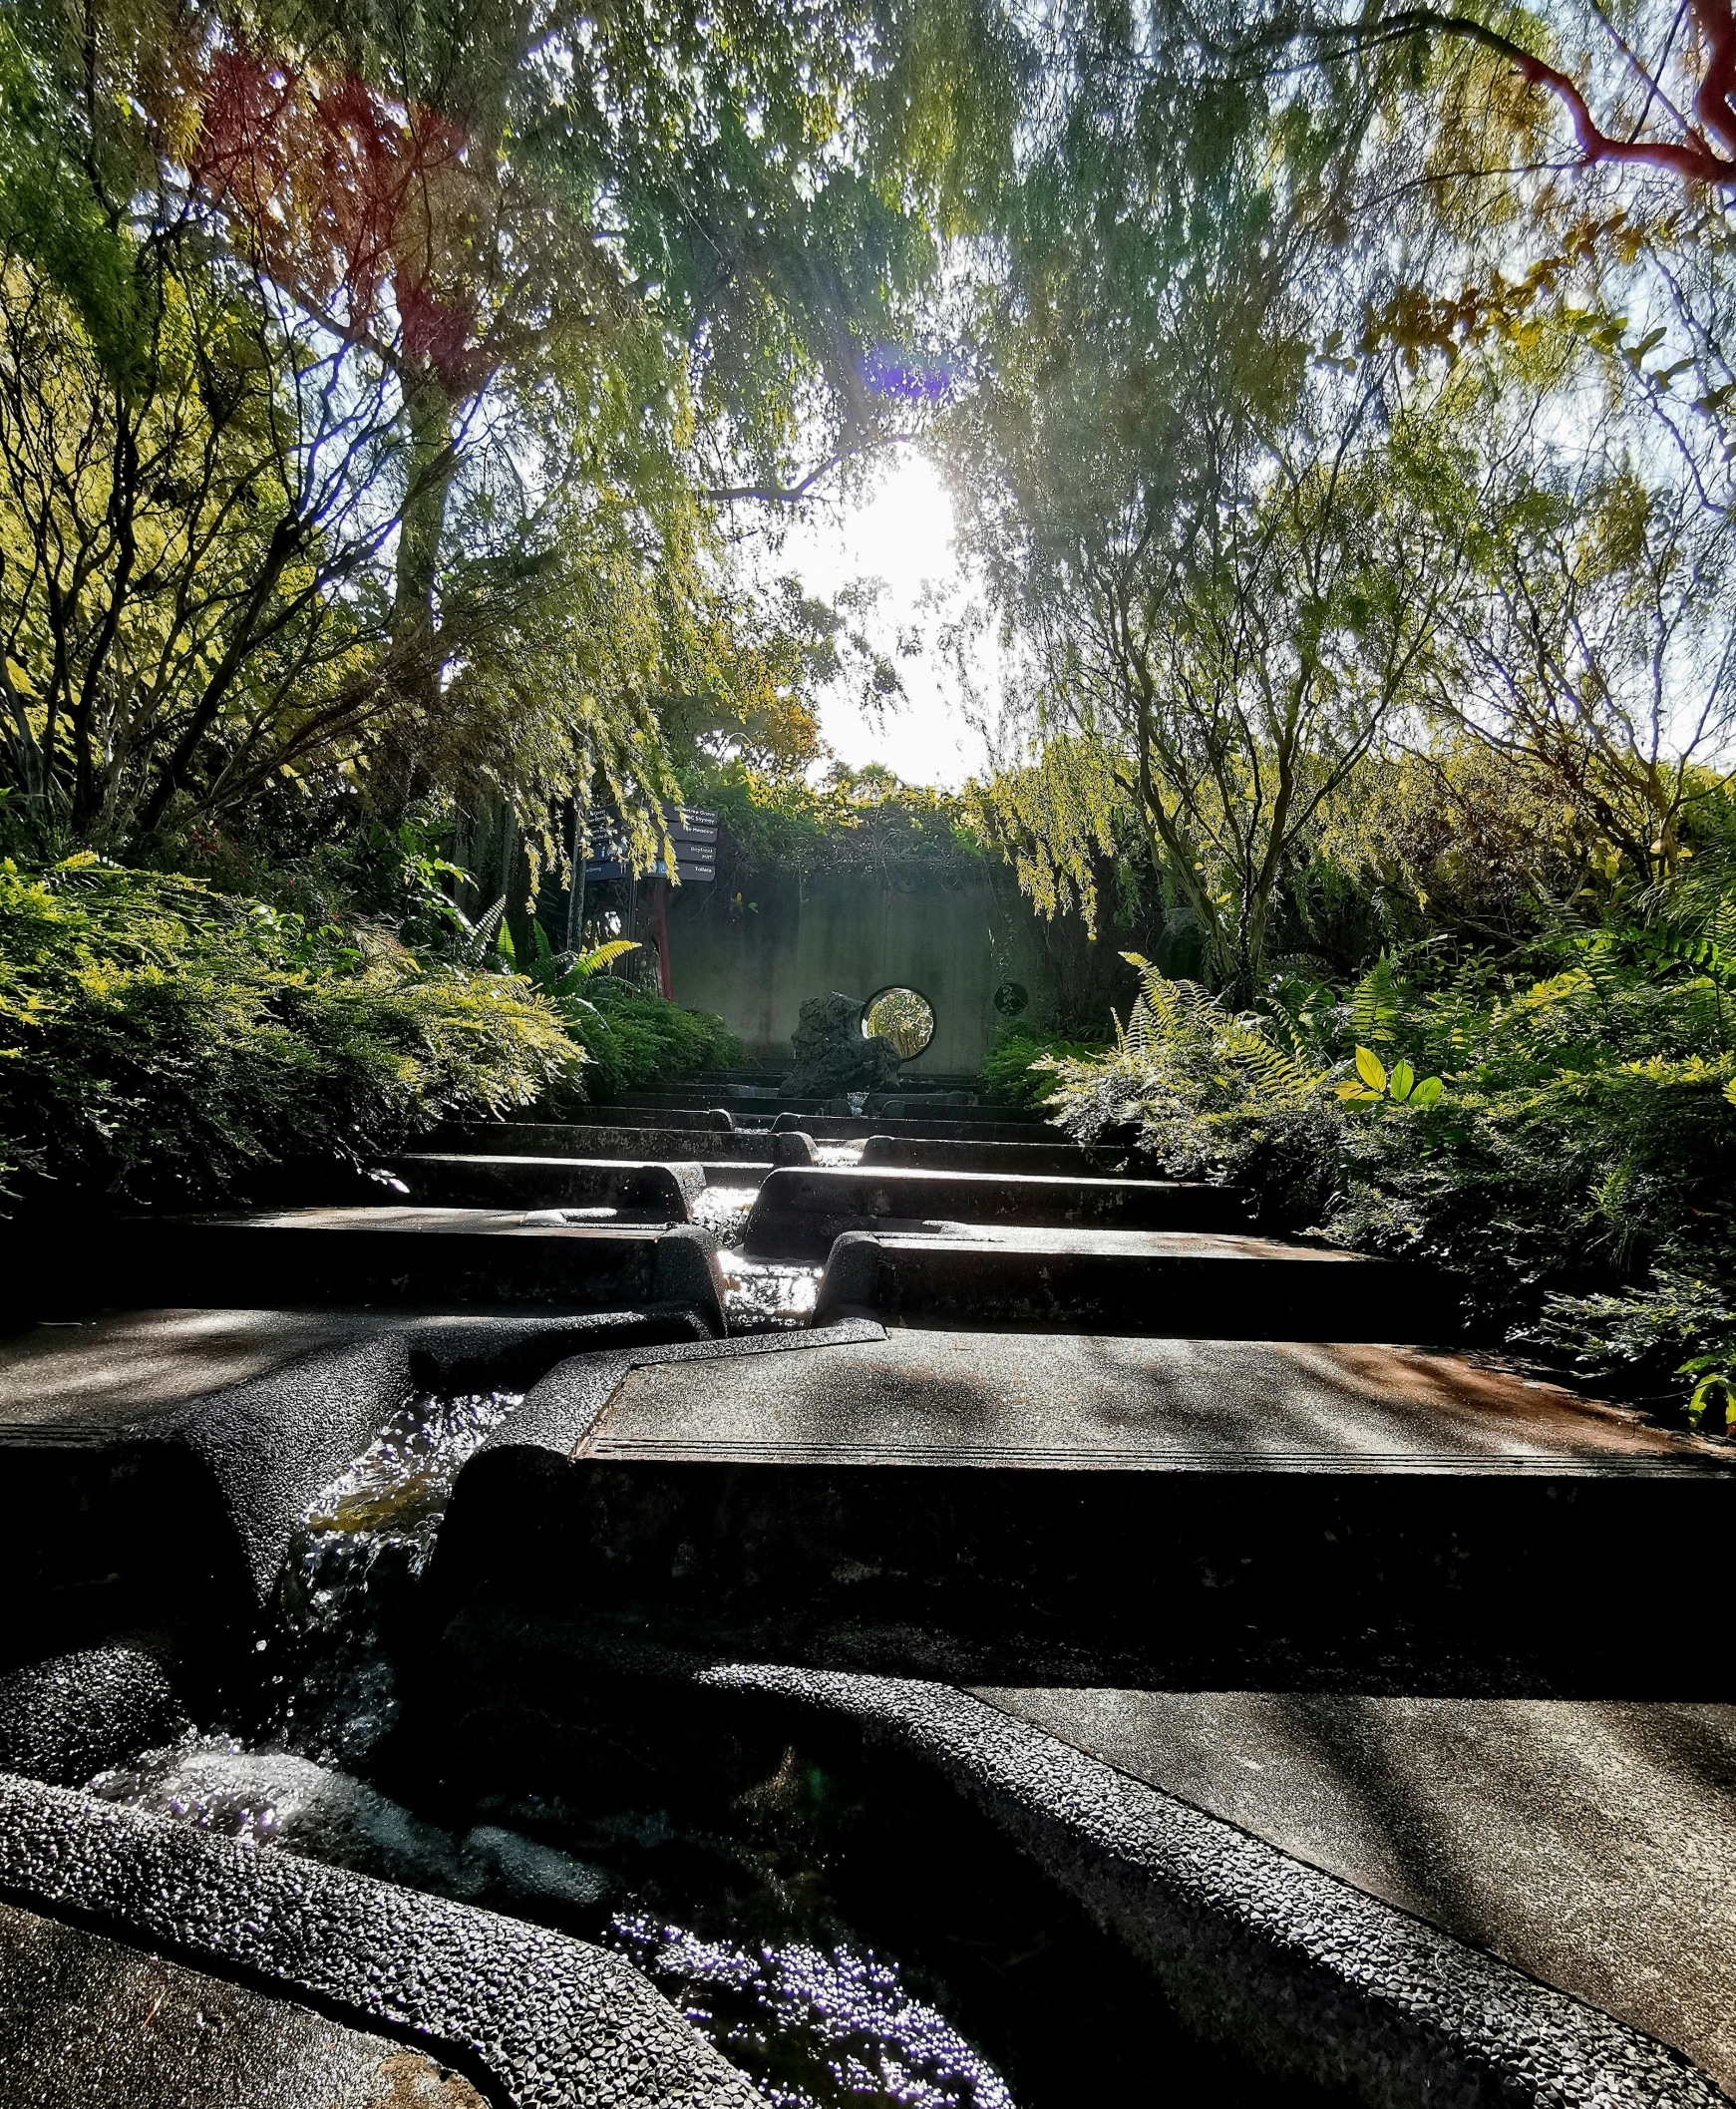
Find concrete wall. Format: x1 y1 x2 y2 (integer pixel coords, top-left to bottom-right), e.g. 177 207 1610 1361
666 870 1051 1073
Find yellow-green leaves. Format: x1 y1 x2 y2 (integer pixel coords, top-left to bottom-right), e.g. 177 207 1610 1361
1682 1357 1736 1436
1336 1046 1445 1107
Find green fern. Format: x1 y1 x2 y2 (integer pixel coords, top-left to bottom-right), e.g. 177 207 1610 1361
1348 958 1401 1048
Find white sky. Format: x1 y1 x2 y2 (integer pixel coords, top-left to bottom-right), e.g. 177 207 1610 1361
766 450 995 790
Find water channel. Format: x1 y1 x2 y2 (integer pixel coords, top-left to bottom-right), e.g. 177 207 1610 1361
83 1368 1356 2109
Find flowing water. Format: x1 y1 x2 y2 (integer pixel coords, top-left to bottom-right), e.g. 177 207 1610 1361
718 1250 822 1329
693 1181 825 1329
85 1379 1352 2109
690 1186 758 1242
261 1389 521 1766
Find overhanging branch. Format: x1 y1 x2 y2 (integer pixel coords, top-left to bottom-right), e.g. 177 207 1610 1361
1242 1 1736 189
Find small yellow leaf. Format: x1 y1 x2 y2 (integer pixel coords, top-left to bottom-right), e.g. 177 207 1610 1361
1354 1046 1387 1092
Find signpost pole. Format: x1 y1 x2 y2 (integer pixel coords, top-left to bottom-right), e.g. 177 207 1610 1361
565 803 585 951
650 877 673 998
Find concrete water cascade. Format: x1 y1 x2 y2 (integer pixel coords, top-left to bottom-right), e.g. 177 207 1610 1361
1 1073 1733 2107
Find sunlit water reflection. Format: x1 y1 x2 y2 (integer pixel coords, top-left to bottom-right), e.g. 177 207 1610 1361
263 1389 520 1765
613 1915 1013 2109
691 1185 757 1241
719 1250 822 1329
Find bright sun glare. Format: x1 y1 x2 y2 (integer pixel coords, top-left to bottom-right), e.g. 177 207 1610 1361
775 452 991 791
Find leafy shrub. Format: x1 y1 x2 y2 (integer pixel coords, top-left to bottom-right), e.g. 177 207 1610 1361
0 857 580 1209
980 1029 1109 1108
554 978 741 1101
1041 945 1736 1416
511 925 741 1102
683 759 986 883
1529 1269 1736 1428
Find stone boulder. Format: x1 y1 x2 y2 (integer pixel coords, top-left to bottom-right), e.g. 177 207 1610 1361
782 993 901 1098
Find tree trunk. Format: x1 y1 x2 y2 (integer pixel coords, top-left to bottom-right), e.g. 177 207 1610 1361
362 365 460 822
391 365 459 719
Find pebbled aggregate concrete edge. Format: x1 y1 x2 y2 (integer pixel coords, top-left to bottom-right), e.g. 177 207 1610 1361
144 1331 417 1607
0 1647 190 1788
1 1304 724 1653
0 1772 757 2109
693 1665 1725 2109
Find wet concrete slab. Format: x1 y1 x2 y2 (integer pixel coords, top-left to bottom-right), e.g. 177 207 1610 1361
814 1225 1459 1339
614 1090 826 1115
0 1900 484 2107
380 1152 703 1219
0 1306 404 1432
742 1164 1249 1259
860 1134 1133 1177
0 1305 721 1434
438 1120 778 1164
974 1686 1736 2095
49 1209 725 1324
0 1305 719 1665
580 1330 1714 1469
432 1331 1735 1691
774 1113 1055 1144
557 1103 751 1130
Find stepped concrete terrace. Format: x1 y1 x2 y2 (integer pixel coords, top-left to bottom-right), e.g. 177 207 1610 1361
3 1065 1734 2107
611 1088 1034 1117
439 1119 780 1164
381 1153 704 1219
771 1111 1059 1143
741 1162 1250 1258
27 1210 726 1323
811 1223 1461 1337
859 1133 1133 1175
427 1325 1731 1693
612 1090 830 1115
546 1104 750 1130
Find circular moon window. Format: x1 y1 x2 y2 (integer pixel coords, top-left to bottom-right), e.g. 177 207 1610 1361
863 985 936 1060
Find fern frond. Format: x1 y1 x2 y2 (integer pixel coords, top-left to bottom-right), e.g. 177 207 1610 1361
570 939 640 978
1348 958 1401 1048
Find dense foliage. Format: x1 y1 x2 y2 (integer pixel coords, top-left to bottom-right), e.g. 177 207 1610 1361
0 0 1010 868
1032 916 1736 1420
980 1029 1110 1108
563 980 741 1103
0 856 740 1209
511 928 741 1102
0 857 578 1208
683 760 987 885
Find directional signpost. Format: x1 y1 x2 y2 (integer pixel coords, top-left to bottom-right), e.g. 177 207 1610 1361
580 805 718 998
582 806 718 885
